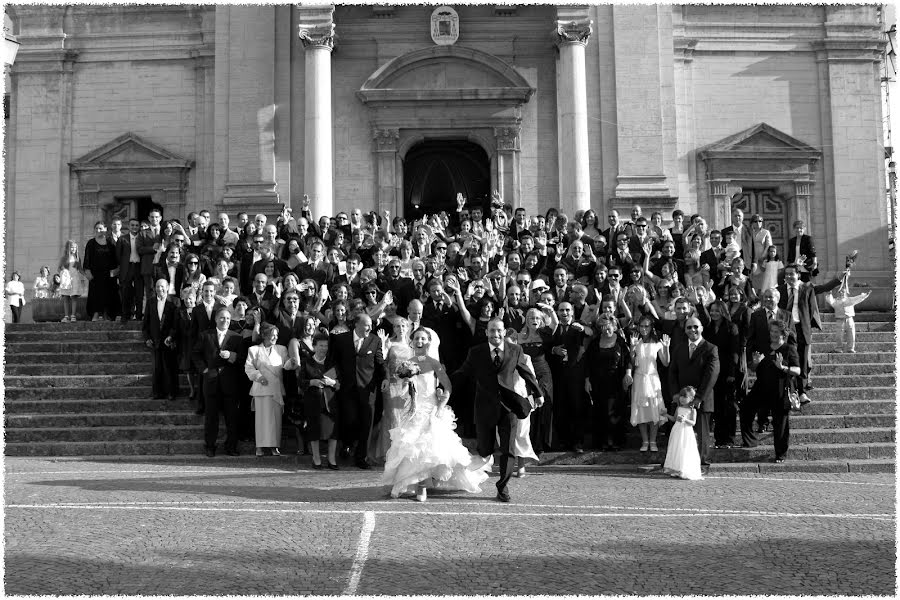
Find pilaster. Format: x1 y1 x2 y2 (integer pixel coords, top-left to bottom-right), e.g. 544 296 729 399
373 128 400 217
494 126 521 207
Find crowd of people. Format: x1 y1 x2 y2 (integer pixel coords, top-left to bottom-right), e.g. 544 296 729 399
16 194 866 482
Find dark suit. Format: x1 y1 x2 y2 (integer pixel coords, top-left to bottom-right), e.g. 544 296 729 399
668 338 720 464
142 297 178 399
787 235 818 281
452 342 541 498
777 277 842 393
295 260 335 288
703 320 739 446
548 323 589 449
331 331 384 463
137 228 163 304
117 233 144 319
152 262 186 302
247 288 278 315
192 328 243 453
380 275 416 317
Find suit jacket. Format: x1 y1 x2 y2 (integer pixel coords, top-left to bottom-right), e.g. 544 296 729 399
777 277 842 341
271 310 305 346
331 330 384 391
153 262 186 297
702 320 739 382
192 328 243 390
380 275 416 317
142 297 178 349
548 323 587 371
190 301 227 342
746 307 792 356
116 233 143 275
668 338 720 412
787 235 818 275
295 260 335 288
245 343 289 398
247 288 278 314
452 342 542 426
137 229 163 275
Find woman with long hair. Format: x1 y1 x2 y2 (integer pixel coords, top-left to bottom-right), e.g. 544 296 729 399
182 252 206 298
58 239 85 322
629 315 670 452
372 316 415 462
514 304 558 468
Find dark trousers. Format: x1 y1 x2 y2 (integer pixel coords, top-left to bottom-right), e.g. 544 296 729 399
10 304 21 323
739 392 760 447
693 411 712 464
796 329 811 393
121 263 143 319
204 376 238 451
713 382 737 446
771 405 790 459
589 374 626 449
529 403 553 454
476 406 516 495
142 274 156 313
150 346 178 398
342 387 375 462
553 365 587 449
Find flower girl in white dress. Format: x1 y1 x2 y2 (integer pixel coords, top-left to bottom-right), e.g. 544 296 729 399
662 386 703 480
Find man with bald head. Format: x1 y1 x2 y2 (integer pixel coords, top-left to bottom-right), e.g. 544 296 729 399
668 317 720 468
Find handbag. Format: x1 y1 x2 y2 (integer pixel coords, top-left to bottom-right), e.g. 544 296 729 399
784 377 801 411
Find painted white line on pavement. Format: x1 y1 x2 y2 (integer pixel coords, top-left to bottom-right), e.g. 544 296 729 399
4 469 295 476
704 475 894 487
5 504 894 521
344 511 375 596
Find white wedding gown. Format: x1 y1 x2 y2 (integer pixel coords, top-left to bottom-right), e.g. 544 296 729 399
381 368 488 498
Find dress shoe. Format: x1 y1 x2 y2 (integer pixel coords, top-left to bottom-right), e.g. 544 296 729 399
574 444 585 454
311 461 324 470
639 442 649 452
774 456 786 463
356 460 371 470
271 448 281 456
495 489 511 503
799 393 811 405
328 461 340 471
415 486 427 502
205 448 216 458
226 448 240 457
255 448 264 457
649 442 658 452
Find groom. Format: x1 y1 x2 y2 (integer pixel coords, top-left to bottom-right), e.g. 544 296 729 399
452 318 543 503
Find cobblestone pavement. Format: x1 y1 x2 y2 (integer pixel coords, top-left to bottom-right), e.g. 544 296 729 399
4 457 895 596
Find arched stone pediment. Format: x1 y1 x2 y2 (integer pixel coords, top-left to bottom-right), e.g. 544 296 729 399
358 46 534 105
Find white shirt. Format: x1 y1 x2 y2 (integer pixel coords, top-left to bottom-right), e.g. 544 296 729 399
129 234 140 263
167 264 177 295
353 332 365 352
789 284 801 324
489 342 505 363
157 297 166 322
216 328 227 347
204 301 215 320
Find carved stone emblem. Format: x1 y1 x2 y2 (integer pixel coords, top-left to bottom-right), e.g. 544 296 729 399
431 7 459 46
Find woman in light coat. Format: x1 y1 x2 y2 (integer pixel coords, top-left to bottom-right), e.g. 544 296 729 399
244 322 295 456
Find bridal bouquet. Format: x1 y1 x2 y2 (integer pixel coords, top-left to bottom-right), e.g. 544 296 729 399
396 360 422 413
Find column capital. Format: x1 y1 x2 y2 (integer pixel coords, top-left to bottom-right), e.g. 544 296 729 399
373 128 399 153
494 126 520 152
554 7 592 46
298 5 336 50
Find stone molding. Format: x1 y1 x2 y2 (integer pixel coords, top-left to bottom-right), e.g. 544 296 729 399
554 6 592 46
373 128 400 153
298 5 336 50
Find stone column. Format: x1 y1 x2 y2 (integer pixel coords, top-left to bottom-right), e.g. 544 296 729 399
494 126 521 207
373 128 400 217
793 181 812 231
554 7 592 216
298 6 335 219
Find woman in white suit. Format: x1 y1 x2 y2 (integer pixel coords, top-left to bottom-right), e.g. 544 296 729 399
245 322 295 456
747 214 773 295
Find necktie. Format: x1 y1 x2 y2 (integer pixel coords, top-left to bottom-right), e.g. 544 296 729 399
689 342 696 358
355 337 362 353
493 348 501 370
787 288 796 323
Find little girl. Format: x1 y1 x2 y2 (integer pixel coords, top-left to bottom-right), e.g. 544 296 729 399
662 386 703 480
825 271 871 353
756 245 784 293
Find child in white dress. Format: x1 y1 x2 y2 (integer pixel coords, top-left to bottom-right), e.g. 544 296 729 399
825 272 871 353
757 245 784 293
662 386 703 480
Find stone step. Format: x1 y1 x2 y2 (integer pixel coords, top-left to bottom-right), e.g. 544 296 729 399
4 397 184 414
803 386 895 401
806 374 895 388
5 351 149 365
809 363 896 376
820 312 894 322
810 341 895 353
5 374 153 389
818 321 896 332
5 411 202 428
789 414 895 429
8 341 146 353
801 399 895 415
6 424 237 444
6 386 154 400
6 329 145 342
6 321 143 332
757 427 895 445
813 352 896 365
5 363 152 376
810 331 895 343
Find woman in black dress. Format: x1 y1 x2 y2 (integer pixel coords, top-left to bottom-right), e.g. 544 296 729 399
703 300 740 449
515 304 558 456
83 221 119 321
748 319 800 462
585 313 633 451
298 332 340 469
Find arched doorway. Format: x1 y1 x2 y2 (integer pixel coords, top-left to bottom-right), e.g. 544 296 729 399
403 140 491 219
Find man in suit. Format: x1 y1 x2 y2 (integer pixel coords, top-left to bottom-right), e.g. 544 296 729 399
137 207 164 311
380 257 416 317
153 245 185 304
117 217 144 321
786 220 818 282
247 273 278 315
777 263 844 403
601 209 631 246
190 281 227 415
239 234 266 294
193 307 244 457
295 239 334 287
699 230 726 285
453 318 543 503
217 212 240 246
142 278 179 401
746 289 791 356
550 266 572 304
548 302 589 451
668 317 720 467
331 313 384 469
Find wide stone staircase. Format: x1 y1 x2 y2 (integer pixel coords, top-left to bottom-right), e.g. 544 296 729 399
4 313 897 472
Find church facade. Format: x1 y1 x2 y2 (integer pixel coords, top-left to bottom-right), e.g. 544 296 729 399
5 4 893 302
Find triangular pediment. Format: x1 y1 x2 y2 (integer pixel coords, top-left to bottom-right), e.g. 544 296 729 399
699 123 821 160
71 132 192 167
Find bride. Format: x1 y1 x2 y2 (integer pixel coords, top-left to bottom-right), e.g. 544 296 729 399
382 327 489 502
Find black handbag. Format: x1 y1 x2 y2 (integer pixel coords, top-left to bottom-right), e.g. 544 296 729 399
784 377 801 411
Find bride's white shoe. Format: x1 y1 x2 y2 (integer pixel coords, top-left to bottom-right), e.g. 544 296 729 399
415 485 427 502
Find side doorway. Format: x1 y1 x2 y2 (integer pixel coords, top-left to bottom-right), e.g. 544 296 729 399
732 189 789 258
